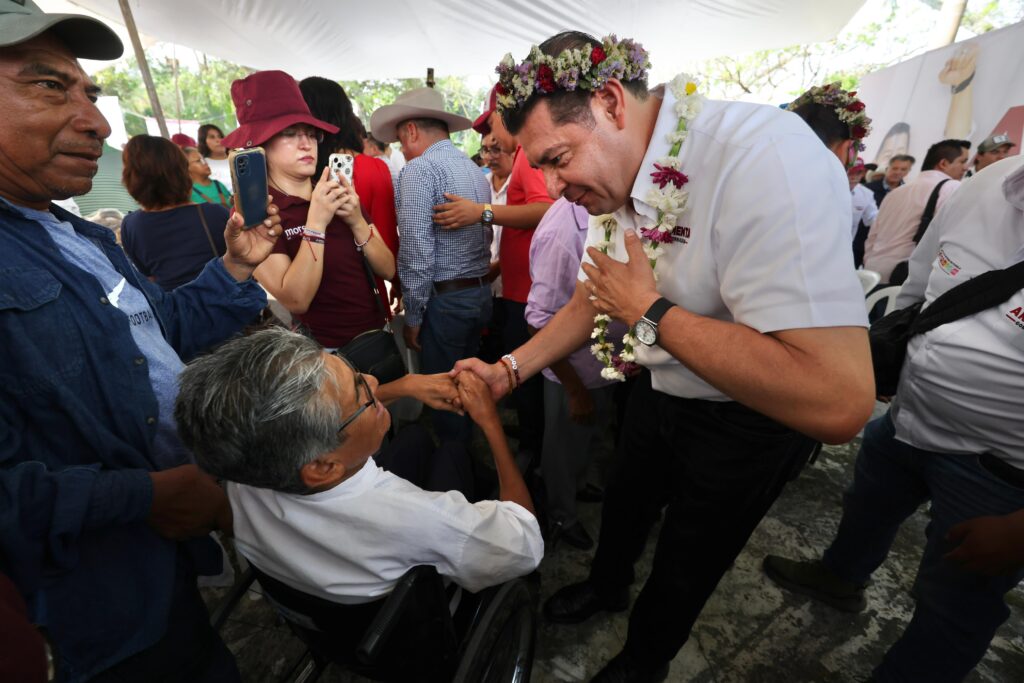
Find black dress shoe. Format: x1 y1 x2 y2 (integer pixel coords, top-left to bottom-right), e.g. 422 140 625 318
550 520 594 550
543 580 629 624
590 651 669 683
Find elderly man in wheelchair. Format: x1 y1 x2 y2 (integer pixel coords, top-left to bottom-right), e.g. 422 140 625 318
175 326 544 682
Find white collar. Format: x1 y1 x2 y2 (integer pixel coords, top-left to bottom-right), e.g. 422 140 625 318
622 83 679 224
303 455 381 501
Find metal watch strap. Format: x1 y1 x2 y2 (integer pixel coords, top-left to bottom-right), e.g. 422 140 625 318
641 297 675 327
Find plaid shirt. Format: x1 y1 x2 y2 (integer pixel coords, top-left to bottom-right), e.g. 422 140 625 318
396 139 492 326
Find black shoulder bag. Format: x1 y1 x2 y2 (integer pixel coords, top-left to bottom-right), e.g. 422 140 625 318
871 257 1024 396
336 248 407 385
888 179 951 285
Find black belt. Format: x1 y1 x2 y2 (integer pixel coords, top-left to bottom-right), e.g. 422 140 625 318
433 277 486 294
978 452 1024 490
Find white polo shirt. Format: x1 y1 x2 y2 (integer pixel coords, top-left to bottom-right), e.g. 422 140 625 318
580 91 867 401
229 458 544 604
891 155 1024 467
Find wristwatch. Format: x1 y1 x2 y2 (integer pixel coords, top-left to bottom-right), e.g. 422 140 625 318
481 203 494 228
634 297 675 347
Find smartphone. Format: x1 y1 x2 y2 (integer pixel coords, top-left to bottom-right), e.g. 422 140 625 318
229 148 268 229
329 152 355 184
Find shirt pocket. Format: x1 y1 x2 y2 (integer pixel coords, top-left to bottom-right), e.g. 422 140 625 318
0 268 85 394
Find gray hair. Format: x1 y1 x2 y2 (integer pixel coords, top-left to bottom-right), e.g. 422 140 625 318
175 327 344 493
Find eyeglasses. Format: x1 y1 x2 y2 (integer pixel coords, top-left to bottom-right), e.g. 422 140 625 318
479 145 503 157
277 127 325 145
334 354 377 433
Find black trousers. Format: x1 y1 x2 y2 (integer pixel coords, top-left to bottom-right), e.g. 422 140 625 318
589 371 815 665
498 298 544 463
375 423 476 500
87 553 241 683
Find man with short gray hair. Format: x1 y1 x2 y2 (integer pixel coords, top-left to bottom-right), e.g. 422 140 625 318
176 327 544 604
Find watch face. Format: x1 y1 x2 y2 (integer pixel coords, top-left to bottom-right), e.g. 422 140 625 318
482 209 494 224
635 319 657 346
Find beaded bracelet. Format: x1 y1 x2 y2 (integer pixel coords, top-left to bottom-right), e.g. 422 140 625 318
501 353 522 388
354 223 376 249
498 356 516 394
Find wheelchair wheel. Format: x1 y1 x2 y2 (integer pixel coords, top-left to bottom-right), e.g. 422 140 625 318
452 579 536 683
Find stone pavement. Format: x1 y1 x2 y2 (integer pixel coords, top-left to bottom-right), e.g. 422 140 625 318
206 407 1024 682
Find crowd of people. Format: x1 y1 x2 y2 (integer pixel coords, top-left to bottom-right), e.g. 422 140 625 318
1 4 1022 683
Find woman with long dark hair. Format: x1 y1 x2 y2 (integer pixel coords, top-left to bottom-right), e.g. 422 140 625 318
299 77 400 309
197 123 233 192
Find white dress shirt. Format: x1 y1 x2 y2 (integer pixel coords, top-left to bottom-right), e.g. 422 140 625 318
851 183 878 240
580 91 867 401
892 156 1024 467
486 170 510 296
229 458 543 604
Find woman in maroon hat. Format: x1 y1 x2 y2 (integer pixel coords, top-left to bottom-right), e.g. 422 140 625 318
223 71 396 350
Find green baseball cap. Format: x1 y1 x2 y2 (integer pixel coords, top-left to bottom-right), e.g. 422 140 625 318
0 0 122 60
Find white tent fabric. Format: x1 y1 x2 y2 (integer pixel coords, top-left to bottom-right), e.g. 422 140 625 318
67 0 865 83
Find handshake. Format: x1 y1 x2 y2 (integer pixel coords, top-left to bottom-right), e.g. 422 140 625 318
387 368 500 429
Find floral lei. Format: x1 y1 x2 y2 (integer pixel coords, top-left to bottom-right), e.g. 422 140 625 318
786 82 872 151
590 74 704 381
494 35 650 111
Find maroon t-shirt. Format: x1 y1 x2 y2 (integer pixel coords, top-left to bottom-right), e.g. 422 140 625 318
269 187 383 348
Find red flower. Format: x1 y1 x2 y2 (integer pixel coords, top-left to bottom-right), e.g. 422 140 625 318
537 65 556 93
852 125 867 139
848 91 857 97
650 163 689 189
639 226 674 244
591 46 607 65
846 101 865 113
495 83 507 96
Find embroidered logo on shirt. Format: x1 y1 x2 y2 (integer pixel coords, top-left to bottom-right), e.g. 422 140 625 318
107 278 127 308
671 226 692 245
937 249 961 277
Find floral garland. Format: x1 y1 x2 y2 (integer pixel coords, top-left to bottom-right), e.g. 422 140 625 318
591 74 704 382
494 35 651 112
786 82 872 151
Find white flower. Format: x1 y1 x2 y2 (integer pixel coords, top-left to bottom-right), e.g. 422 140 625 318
594 313 611 323
601 367 625 382
645 186 686 213
669 73 700 99
595 240 611 252
666 130 688 146
656 156 682 170
659 212 679 229
643 243 662 260
623 332 639 347
619 349 636 363
590 328 601 339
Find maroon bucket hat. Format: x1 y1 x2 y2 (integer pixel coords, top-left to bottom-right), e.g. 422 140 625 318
473 85 499 136
221 70 339 150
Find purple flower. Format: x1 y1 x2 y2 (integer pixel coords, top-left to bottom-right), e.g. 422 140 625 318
612 355 641 377
639 226 674 244
650 163 689 189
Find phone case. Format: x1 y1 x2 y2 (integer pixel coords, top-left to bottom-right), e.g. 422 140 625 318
329 153 355 184
229 148 268 228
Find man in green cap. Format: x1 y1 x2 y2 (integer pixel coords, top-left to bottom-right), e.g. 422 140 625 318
0 2 283 681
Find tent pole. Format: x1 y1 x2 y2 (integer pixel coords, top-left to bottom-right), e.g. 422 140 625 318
117 0 169 138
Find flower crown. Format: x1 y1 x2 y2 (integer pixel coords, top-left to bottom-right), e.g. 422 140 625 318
787 82 872 151
494 35 651 112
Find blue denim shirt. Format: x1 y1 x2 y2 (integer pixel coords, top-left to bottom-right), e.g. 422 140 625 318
0 201 266 681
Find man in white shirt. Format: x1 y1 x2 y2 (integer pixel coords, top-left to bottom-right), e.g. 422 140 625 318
480 133 513 295
765 155 1024 683
175 327 543 605
454 31 873 681
849 161 879 242
864 139 970 283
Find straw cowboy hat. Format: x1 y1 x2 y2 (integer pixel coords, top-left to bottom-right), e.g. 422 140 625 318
369 87 473 144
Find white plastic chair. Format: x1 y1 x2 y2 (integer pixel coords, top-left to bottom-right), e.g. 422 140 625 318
865 285 901 316
856 269 881 294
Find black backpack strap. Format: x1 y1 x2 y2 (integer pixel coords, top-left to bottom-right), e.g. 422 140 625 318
911 258 1024 336
912 179 951 244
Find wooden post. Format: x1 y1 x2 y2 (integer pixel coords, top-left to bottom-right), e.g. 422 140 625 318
426 68 435 88
117 0 169 138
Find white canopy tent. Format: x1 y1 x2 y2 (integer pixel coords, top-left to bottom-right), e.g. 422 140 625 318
65 0 866 84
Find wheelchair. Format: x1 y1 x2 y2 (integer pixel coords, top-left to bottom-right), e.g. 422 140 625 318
212 558 538 683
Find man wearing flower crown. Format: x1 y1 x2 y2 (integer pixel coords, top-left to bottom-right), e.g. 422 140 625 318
454 30 874 681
